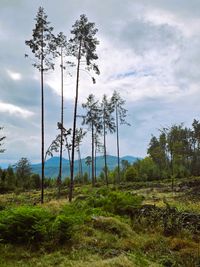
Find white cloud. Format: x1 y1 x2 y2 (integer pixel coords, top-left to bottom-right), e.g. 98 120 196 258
7 69 22 81
0 102 34 118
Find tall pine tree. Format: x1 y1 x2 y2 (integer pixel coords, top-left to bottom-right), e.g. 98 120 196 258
25 7 56 203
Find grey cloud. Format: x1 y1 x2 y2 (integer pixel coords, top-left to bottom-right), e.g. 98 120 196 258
141 0 200 20
118 19 182 54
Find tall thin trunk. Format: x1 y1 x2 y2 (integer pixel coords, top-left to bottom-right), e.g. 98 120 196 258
41 27 44 204
94 141 97 184
88 163 90 180
78 147 83 183
91 121 95 186
103 113 108 186
66 142 72 177
58 48 64 198
69 40 82 202
116 105 120 184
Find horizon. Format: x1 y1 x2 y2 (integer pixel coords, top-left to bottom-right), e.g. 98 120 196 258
0 154 140 169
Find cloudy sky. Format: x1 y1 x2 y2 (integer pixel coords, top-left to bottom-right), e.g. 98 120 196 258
1 0 200 167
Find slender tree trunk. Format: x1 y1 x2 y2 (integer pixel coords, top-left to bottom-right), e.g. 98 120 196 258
66 143 72 177
91 122 95 186
94 141 97 184
116 105 120 184
103 114 108 186
78 147 83 183
88 164 91 180
69 40 82 202
58 49 64 198
77 148 82 182
41 28 44 204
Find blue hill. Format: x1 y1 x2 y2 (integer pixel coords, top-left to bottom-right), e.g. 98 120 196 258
31 155 139 178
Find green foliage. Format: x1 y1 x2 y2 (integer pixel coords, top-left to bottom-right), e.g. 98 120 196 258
0 206 52 244
0 205 81 246
15 157 32 189
52 214 74 244
125 166 139 181
147 120 200 179
86 188 143 215
133 157 161 181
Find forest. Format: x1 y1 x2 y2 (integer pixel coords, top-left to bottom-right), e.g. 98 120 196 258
1 5 200 267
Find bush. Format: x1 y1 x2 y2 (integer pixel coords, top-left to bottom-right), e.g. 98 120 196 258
86 189 143 215
0 206 52 244
125 166 139 182
52 215 74 244
0 205 79 246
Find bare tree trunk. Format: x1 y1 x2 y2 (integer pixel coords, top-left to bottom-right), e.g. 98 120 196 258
91 122 95 186
41 27 44 204
69 40 81 202
103 114 108 186
58 49 64 198
94 141 97 184
116 105 120 184
66 142 72 178
78 147 83 183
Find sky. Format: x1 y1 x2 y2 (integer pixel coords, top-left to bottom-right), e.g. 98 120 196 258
1 0 200 166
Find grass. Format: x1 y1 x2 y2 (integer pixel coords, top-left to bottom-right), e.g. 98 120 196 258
1 179 200 266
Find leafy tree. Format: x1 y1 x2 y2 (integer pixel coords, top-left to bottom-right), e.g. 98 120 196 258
111 90 130 183
5 166 16 190
0 168 6 192
85 156 92 180
101 94 116 186
134 157 160 181
125 166 138 182
15 158 32 189
0 127 6 153
191 119 200 175
69 14 100 201
147 122 200 181
25 7 56 203
148 135 166 177
82 94 102 186
83 172 89 183
120 159 130 181
30 173 40 189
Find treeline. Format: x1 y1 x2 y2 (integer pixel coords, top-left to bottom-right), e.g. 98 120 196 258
0 158 52 193
123 119 200 182
0 157 131 193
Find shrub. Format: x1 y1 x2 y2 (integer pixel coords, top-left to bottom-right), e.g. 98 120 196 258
0 205 80 246
125 166 139 182
0 206 52 244
52 215 74 244
86 189 143 215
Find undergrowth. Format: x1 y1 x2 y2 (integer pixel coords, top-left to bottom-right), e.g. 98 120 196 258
0 184 200 266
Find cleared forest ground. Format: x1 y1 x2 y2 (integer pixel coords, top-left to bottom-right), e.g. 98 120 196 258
0 178 200 267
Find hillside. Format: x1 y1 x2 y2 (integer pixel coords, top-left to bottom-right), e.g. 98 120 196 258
31 155 139 178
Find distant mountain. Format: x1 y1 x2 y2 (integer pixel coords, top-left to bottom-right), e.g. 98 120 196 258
121 155 141 163
31 155 139 178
